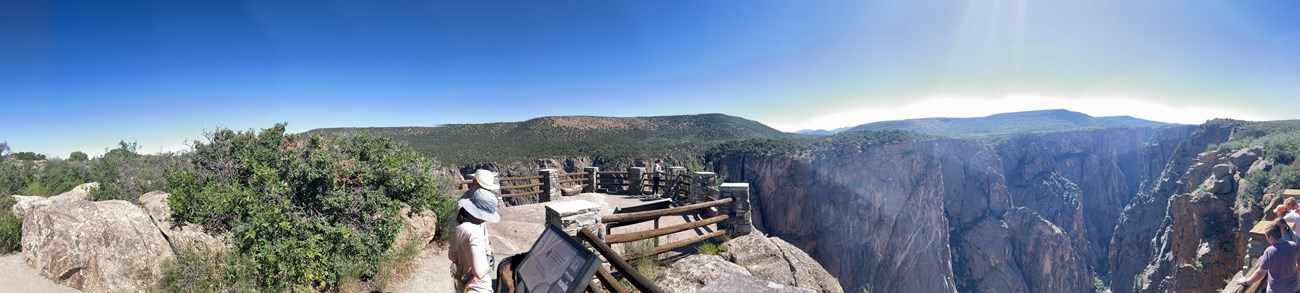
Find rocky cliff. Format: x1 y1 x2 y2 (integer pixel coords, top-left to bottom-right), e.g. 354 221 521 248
713 126 1192 292
1108 123 1235 293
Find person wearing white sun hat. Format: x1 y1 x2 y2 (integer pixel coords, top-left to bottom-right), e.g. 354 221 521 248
449 169 501 292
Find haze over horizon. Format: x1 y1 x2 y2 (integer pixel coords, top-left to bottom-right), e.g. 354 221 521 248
3 0 1299 157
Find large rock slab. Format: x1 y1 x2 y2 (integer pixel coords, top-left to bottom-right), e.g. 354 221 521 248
11 182 96 217
21 193 175 292
137 191 227 253
654 254 751 293
696 273 815 293
724 234 842 293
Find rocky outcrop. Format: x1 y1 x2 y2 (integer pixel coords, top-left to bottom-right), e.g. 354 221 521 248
138 191 227 253
1109 123 1234 293
1132 148 1243 292
696 273 815 293
723 234 843 293
654 254 752 292
393 205 438 249
14 184 175 293
11 182 95 217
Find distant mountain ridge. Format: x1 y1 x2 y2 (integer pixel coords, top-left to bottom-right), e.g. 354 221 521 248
845 109 1172 138
305 113 794 165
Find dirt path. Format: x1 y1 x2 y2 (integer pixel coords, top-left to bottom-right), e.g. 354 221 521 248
0 253 81 293
386 247 455 293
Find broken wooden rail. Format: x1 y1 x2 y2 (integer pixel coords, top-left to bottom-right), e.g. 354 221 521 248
579 228 666 293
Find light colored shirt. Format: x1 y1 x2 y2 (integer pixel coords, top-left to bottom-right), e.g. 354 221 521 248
652 163 664 178
1285 211 1300 230
449 221 493 292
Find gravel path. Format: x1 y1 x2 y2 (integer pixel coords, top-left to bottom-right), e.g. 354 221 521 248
0 253 81 293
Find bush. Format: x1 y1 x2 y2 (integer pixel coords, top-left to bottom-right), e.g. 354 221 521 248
0 195 19 254
159 248 258 293
10 151 45 161
165 123 442 291
69 151 88 162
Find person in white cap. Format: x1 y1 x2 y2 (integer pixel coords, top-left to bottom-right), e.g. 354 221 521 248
449 169 501 293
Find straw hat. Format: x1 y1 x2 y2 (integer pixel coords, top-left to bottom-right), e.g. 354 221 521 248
470 169 499 190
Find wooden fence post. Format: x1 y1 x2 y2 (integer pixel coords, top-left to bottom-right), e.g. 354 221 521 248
584 167 599 193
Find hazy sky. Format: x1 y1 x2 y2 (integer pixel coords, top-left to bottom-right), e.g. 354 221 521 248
3 0 1299 157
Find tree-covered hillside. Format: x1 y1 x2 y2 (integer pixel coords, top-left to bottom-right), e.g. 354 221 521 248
305 113 796 165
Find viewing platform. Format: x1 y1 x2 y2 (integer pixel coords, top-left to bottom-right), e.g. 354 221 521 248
456 167 756 292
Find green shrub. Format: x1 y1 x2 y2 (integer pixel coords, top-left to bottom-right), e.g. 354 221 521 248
69 151 88 162
165 123 441 291
160 248 258 293
0 195 19 254
10 152 45 161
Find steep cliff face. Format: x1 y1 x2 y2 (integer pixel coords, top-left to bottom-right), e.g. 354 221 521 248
711 126 1195 292
1109 124 1234 293
995 127 1194 276
717 138 1095 292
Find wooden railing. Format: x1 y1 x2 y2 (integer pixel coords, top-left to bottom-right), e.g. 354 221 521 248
578 228 665 293
601 197 734 261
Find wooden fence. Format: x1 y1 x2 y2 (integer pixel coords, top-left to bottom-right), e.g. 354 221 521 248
600 197 733 261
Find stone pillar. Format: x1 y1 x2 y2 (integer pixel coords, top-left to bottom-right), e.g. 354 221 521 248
718 183 753 238
629 167 646 196
538 169 559 203
545 200 603 237
584 167 599 193
691 172 717 204
666 167 687 197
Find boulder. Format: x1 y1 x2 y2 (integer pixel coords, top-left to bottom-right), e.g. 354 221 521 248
393 204 438 249
11 182 96 217
137 191 227 253
724 234 843 293
654 254 751 293
1229 148 1260 171
697 273 815 293
22 197 175 292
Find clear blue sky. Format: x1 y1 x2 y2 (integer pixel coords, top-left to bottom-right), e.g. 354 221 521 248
2 0 1299 157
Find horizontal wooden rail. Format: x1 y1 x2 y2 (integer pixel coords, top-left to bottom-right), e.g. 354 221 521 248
451 189 468 194
602 171 629 174
602 198 733 224
595 266 629 293
599 182 629 187
605 215 729 244
454 180 474 185
501 190 543 198
557 178 587 184
623 230 727 261
579 228 664 293
560 172 589 177
500 175 543 181
500 182 543 190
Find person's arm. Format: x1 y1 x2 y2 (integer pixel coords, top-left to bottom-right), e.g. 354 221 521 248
469 230 491 281
1239 267 1268 286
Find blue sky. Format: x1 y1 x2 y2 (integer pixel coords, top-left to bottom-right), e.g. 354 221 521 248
2 0 1299 157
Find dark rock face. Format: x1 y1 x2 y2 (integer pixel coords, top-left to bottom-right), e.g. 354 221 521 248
1109 124 1233 293
711 126 1196 292
718 138 1098 292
